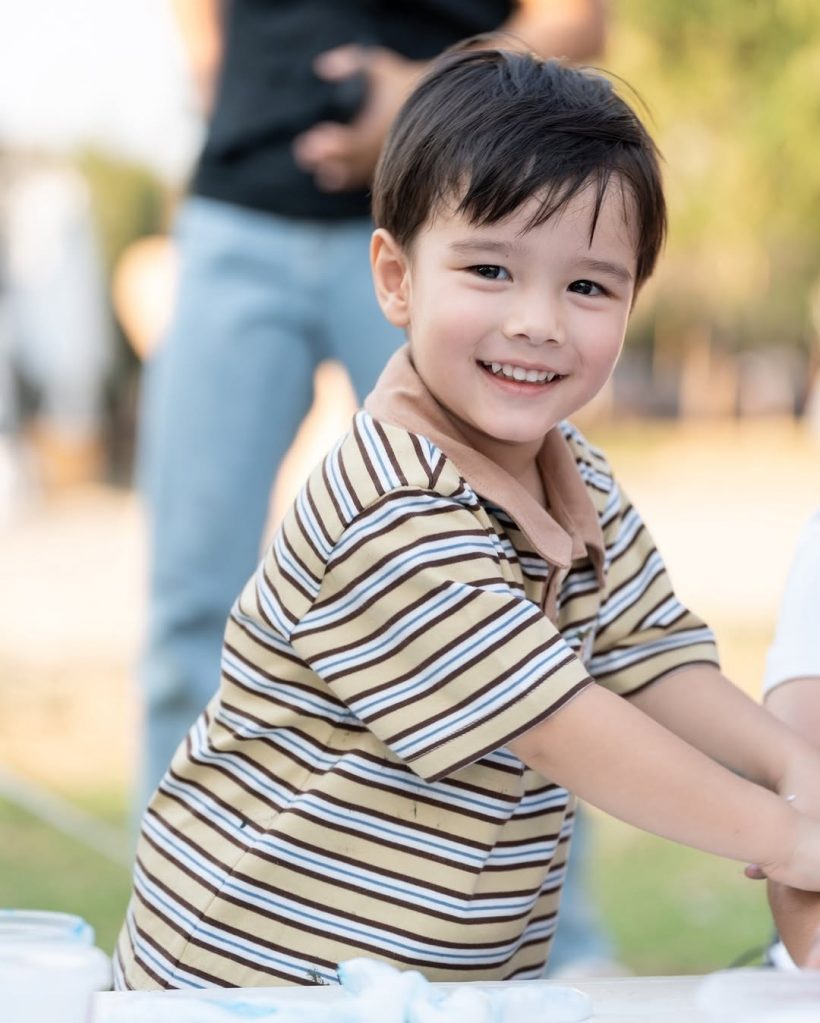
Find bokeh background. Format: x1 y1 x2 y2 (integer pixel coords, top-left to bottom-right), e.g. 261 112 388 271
0 0 818 973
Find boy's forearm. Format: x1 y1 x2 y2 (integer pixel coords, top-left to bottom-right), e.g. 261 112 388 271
509 683 798 872
627 664 820 793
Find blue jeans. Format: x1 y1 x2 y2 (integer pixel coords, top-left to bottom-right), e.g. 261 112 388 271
136 197 401 807
547 805 614 974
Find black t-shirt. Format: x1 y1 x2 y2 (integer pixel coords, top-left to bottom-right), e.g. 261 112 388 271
192 0 514 220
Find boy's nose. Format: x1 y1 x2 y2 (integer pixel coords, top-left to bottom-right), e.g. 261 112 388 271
502 295 563 346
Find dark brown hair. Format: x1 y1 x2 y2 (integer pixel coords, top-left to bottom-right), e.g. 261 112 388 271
372 45 666 289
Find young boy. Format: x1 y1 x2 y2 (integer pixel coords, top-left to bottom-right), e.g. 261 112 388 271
115 46 820 990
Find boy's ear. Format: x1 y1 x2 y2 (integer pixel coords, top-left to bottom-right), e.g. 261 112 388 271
370 228 411 328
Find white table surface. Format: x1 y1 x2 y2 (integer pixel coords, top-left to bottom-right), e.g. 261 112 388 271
93 974 708 1022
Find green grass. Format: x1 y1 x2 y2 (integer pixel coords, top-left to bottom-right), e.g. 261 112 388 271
0 794 132 954
590 812 771 974
0 789 774 972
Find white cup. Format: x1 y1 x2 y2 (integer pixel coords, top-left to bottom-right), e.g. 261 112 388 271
0 910 112 1023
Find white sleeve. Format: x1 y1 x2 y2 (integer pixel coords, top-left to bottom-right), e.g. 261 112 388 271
763 509 820 694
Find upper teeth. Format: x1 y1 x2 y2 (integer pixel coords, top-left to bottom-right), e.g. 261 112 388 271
486 362 557 383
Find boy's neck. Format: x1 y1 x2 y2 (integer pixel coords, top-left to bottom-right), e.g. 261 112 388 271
518 459 548 510
449 416 548 508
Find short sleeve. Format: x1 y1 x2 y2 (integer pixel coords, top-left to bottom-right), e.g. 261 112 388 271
290 489 592 782
763 509 820 694
587 480 719 696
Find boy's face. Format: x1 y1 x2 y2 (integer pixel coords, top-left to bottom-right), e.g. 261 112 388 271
371 183 637 476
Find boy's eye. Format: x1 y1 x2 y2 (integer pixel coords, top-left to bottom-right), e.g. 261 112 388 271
470 265 510 281
569 279 605 296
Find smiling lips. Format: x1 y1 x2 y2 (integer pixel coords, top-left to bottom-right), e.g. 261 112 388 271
480 360 564 384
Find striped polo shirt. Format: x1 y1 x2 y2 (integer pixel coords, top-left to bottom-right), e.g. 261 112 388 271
115 348 718 990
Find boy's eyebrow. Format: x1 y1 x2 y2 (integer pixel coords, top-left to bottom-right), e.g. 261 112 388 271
575 258 634 284
449 239 513 257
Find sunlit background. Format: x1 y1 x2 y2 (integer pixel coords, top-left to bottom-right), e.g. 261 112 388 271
0 0 818 974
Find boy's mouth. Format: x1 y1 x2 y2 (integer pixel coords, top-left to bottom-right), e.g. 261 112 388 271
479 360 564 385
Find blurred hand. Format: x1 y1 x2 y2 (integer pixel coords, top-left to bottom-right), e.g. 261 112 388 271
293 45 427 192
767 881 820 968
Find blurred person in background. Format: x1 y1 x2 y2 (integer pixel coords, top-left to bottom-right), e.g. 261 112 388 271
138 0 609 973
0 161 112 512
0 195 15 516
759 509 820 969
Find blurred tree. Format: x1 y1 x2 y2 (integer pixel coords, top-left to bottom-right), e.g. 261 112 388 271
75 150 172 478
77 151 170 278
608 0 820 413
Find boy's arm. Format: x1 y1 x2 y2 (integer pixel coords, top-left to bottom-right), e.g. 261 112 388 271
621 662 820 830
631 667 820 960
626 664 820 817
507 682 820 892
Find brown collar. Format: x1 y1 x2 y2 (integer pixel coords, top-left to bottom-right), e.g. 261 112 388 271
364 346 605 583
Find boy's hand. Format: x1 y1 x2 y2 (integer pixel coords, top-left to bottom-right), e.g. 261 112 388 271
752 811 820 893
744 768 820 880
293 45 427 192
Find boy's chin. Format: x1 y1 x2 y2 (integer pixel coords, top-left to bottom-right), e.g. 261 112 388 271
484 423 561 446
469 425 558 455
